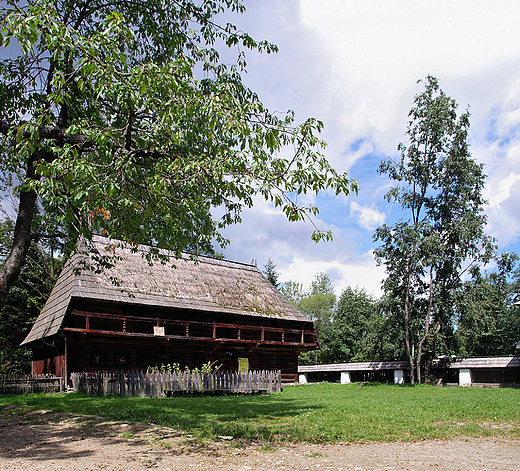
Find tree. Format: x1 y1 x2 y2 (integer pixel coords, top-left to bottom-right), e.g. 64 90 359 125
374 76 494 383
319 287 374 363
0 1 358 312
456 253 520 357
296 272 336 364
262 258 280 288
279 280 305 307
0 217 60 373
313 287 403 364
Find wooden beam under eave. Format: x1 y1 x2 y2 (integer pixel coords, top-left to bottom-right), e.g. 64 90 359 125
60 327 318 348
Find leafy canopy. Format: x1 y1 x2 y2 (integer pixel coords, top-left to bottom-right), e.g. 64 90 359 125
0 0 357 262
374 76 494 383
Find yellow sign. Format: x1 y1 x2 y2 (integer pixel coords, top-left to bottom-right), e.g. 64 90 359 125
238 357 249 372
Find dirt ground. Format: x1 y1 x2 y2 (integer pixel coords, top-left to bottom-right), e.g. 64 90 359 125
0 406 519 471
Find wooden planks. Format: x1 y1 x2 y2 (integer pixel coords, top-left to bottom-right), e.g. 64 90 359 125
70 369 282 397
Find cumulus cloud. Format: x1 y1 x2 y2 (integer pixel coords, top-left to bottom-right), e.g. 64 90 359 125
213 0 520 296
350 202 386 231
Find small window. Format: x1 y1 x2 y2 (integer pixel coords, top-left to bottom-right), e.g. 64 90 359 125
260 355 269 369
115 350 128 366
91 349 104 366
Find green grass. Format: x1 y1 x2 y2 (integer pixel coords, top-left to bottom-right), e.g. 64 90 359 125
1 383 519 444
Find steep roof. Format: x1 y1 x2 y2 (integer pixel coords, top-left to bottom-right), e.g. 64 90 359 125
22 235 311 345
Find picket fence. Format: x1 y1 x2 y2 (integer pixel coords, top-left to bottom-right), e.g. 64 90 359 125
0 374 63 395
70 369 282 397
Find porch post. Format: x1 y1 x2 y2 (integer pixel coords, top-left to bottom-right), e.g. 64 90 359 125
340 371 351 384
394 369 404 384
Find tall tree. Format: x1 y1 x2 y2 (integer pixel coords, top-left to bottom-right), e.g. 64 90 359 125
0 217 59 373
262 258 280 288
319 287 375 363
296 272 336 364
279 280 305 307
374 76 494 383
0 0 357 311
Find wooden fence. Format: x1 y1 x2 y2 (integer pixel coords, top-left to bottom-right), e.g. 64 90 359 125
0 375 63 395
71 370 282 397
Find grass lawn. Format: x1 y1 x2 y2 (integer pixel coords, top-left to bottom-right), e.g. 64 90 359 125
1 383 519 443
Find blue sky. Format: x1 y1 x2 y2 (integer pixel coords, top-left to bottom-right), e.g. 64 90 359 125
217 0 520 296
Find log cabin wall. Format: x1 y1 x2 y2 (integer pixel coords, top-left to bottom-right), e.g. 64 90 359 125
51 299 316 385
31 339 66 378
62 332 301 383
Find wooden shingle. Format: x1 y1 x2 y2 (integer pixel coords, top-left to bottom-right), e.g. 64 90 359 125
22 235 311 345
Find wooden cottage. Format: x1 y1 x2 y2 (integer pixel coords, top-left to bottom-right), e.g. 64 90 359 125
22 236 318 385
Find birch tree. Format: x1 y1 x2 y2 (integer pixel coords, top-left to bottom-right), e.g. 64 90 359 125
374 76 494 383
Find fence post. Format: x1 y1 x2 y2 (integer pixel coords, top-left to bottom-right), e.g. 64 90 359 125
119 371 126 397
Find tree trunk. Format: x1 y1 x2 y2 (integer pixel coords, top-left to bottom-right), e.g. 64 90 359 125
417 267 434 384
404 260 415 384
0 156 39 311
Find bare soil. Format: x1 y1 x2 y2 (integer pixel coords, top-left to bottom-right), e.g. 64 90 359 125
0 405 519 471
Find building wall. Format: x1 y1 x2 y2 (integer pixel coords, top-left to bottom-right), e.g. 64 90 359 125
36 331 302 386
31 340 66 378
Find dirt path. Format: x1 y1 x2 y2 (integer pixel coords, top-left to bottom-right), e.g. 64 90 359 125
1 407 519 470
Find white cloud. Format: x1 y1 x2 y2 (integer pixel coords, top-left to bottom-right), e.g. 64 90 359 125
298 0 520 152
219 195 386 297
350 202 386 231
487 173 520 208
214 0 520 296
280 253 386 297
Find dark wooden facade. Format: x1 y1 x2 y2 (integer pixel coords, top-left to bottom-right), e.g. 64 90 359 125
23 237 318 385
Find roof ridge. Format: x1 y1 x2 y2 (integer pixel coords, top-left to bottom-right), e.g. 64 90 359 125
91 234 259 271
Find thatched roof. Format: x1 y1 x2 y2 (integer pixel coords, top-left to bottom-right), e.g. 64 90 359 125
22 235 311 345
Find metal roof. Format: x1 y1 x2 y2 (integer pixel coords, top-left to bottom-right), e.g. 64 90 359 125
449 356 520 369
298 361 409 373
297 357 520 374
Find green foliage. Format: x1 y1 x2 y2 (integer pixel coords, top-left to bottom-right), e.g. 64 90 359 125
0 0 357 269
374 76 494 383
262 258 280 288
0 218 60 373
282 273 335 364
320 287 388 363
456 253 520 356
2 384 519 443
148 361 222 375
279 280 305 307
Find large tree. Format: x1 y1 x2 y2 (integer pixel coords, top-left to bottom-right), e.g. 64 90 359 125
0 0 357 311
374 76 494 383
456 253 520 357
0 217 59 373
294 272 336 364
319 286 375 364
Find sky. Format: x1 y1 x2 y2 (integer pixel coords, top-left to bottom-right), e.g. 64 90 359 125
215 0 520 297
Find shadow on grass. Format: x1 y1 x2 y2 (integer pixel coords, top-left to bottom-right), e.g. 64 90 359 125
1 391 324 441
0 405 152 462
